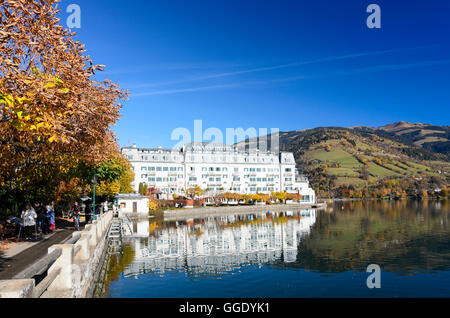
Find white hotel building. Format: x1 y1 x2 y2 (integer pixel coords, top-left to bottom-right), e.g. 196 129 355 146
121 142 315 203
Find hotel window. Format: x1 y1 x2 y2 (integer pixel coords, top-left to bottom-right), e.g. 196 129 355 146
285 178 292 181
156 167 162 171
156 178 162 182
233 177 240 181
223 175 228 179
215 167 221 172
189 177 197 181
234 168 239 172
216 177 221 182
149 177 155 182
202 167 207 171
163 167 168 171
150 167 155 171
141 167 147 171
285 168 292 172
223 167 228 171
209 178 214 182
244 168 249 172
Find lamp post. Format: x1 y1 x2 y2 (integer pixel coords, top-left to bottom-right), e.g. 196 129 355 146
92 172 97 220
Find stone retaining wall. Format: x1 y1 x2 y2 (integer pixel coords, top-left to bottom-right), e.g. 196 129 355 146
0 211 113 298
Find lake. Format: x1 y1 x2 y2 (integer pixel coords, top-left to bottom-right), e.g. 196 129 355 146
96 200 450 298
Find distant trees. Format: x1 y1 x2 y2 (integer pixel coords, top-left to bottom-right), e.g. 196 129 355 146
187 186 205 199
138 183 148 196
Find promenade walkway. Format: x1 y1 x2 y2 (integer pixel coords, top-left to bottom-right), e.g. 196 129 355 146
0 218 83 280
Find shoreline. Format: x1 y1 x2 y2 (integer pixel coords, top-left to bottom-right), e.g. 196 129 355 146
163 202 326 220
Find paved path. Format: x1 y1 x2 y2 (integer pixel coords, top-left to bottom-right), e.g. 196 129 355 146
0 220 84 280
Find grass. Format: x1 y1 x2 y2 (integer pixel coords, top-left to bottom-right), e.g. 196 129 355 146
312 148 363 169
368 163 401 178
327 167 359 177
334 177 368 187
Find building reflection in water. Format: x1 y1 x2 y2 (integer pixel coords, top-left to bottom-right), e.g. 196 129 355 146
122 209 317 278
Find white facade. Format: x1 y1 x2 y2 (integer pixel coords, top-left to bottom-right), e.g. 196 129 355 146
116 194 149 215
122 142 315 203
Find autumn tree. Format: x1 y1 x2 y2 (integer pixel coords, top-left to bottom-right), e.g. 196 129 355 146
187 186 205 199
0 0 127 216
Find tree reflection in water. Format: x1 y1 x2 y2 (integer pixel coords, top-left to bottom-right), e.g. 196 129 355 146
289 200 450 274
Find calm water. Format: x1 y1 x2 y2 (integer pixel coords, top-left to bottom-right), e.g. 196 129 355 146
99 200 450 298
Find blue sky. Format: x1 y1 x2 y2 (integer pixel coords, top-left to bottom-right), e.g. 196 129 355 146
58 0 450 148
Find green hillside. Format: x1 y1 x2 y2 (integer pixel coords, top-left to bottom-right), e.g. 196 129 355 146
277 127 449 198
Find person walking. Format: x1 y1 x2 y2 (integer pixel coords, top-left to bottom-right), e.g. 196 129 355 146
46 205 56 233
21 204 37 240
35 202 47 235
69 201 81 231
84 202 92 224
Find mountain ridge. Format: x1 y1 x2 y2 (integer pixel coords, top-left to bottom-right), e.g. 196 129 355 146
236 122 449 198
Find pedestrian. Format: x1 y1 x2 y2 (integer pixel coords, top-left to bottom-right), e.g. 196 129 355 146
69 201 81 230
35 202 47 235
46 205 55 232
85 202 92 224
103 201 108 214
21 204 37 240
